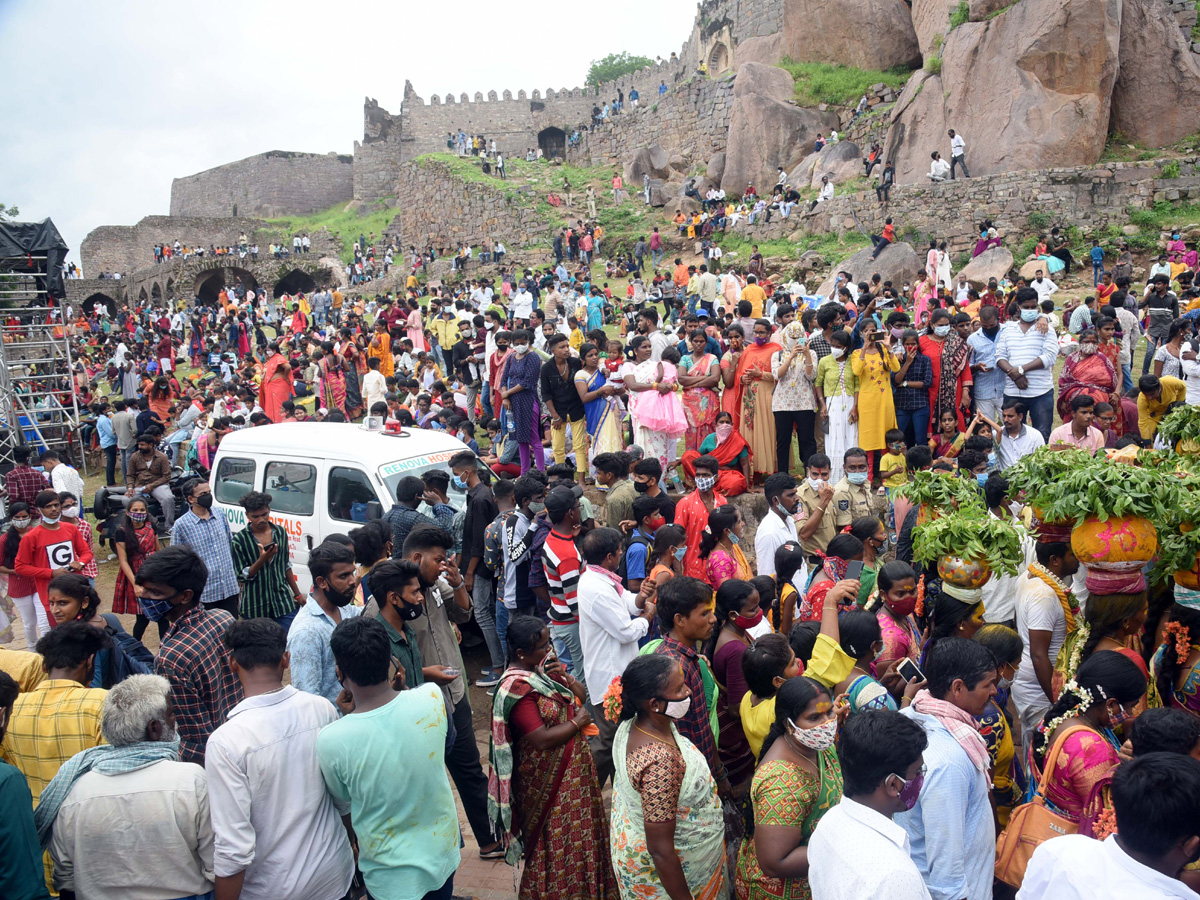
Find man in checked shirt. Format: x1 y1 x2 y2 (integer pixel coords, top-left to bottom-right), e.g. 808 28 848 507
4 445 48 513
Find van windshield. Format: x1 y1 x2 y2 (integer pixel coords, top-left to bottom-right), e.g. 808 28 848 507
378 453 468 512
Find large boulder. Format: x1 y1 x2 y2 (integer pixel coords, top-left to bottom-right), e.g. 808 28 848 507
1110 0 1200 148
721 64 839 195
788 150 821 188
706 152 727 182
910 0 959 59
736 0 921 71
816 242 922 298
958 246 1014 290
624 144 671 183
808 141 863 189
883 0 1121 184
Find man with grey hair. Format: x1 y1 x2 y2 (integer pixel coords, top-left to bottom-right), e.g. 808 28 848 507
39 674 215 899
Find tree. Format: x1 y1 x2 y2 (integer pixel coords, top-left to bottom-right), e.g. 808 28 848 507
586 52 654 88
0 203 18 221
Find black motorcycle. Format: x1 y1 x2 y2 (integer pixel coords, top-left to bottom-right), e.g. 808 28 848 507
92 465 189 540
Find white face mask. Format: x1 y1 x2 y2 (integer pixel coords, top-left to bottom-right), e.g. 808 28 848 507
513 344 530 355
807 477 826 492
934 324 951 337
830 347 845 360
789 716 838 750
660 695 692 719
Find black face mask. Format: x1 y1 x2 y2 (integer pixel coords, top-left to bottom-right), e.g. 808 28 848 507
633 479 651 493
984 325 1000 338
396 598 423 620
196 493 214 509
322 581 356 607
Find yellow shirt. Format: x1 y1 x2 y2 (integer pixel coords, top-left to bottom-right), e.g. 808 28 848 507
880 452 908 489
331 289 344 309
0 649 45 693
570 328 584 351
0 679 106 803
741 284 767 319
740 693 777 759
1138 375 1186 439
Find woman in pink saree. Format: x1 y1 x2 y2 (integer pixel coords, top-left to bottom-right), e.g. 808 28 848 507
406 298 427 352
678 329 721 453
318 342 347 416
913 271 935 325
1057 328 1119 424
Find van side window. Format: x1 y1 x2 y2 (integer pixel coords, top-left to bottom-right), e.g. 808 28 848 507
329 467 379 523
214 457 255 505
264 462 316 516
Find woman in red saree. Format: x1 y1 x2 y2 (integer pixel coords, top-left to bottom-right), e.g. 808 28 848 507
318 342 347 416
1057 328 1119 424
259 347 294 423
918 309 972 431
734 319 780 484
681 411 751 496
488 617 616 900
678 329 721 453
719 326 745 426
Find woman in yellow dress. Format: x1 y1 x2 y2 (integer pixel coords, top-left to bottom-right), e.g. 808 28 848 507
849 333 899 477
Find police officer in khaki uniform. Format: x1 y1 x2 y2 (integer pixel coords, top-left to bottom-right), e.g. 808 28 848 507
831 447 879 529
796 453 837 566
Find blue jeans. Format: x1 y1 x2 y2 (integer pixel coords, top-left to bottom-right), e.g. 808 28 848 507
1005 389 1054 442
1093 261 1103 286
550 621 586 686
495 601 512 665
652 248 663 268
1142 335 1159 375
895 406 930 447
273 609 297 634
471 575 503 670
1122 361 1133 394
482 381 494 422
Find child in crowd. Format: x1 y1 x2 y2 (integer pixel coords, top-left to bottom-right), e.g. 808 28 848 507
879 428 908 535
929 409 967 458
739 633 802 759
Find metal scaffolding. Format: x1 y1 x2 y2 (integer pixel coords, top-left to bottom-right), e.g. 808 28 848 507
0 254 87 475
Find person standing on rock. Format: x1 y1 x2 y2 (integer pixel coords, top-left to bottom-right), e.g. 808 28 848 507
876 162 895 203
949 129 970 179
496 153 506 179
586 185 597 218
612 172 623 204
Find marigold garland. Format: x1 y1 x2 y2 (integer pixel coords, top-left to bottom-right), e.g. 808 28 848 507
602 676 624 722
914 574 926 617
1093 806 1118 840
1164 621 1192 662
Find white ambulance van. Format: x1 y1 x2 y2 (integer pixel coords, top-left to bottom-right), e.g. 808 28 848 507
210 422 472 590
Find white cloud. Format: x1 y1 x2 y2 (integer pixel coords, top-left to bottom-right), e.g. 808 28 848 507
0 0 696 264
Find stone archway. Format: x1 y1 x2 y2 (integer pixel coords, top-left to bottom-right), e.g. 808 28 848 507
273 268 318 298
537 126 567 160
708 42 730 75
193 266 260 306
151 282 162 304
82 292 117 317
138 287 148 305
166 278 175 300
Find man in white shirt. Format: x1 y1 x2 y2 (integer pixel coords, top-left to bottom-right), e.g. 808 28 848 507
1018 754 1200 900
40 450 86 506
206 620 354 900
577 527 657 785
1012 539 1079 756
755 473 801 580
1030 269 1058 304
996 398 1047 470
511 285 533 324
638 308 671 361
928 152 951 182
808 709 933 900
46 674 216 900
948 129 970 178
898 638 998 900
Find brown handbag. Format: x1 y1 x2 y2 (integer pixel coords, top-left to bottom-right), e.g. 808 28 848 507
994 724 1088 887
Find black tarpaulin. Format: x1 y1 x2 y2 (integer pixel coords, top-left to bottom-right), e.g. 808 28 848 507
0 218 70 302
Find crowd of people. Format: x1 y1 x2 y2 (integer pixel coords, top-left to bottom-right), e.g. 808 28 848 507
5 203 1200 900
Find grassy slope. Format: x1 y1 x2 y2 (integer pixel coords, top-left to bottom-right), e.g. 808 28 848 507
263 203 399 264
777 59 911 107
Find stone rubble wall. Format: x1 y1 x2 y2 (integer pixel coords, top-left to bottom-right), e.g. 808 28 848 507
383 159 553 252
80 215 269 278
729 157 1200 260
169 151 353 218
566 77 736 171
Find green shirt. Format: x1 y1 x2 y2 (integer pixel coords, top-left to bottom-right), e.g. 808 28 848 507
232 522 296 620
0 763 51 900
316 684 459 900
380 615 425 690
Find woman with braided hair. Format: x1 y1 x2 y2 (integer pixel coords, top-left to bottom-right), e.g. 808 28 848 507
1052 591 1155 708
1151 590 1200 717
1028 650 1146 823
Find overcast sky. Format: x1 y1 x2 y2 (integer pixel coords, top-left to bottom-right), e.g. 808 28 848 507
0 0 695 266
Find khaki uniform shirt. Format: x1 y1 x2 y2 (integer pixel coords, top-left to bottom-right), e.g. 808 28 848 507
797 482 836 557
832 477 877 528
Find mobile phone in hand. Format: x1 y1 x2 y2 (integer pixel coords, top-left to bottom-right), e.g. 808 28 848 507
896 658 925 683
844 560 864 581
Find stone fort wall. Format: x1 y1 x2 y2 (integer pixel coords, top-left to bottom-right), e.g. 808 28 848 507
80 215 267 278
169 150 354 218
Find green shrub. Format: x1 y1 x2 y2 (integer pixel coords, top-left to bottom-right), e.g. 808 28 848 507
779 59 911 106
1026 211 1050 230
924 55 943 75
948 1 970 29
1162 160 1182 179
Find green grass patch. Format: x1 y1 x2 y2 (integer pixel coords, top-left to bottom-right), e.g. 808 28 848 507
989 1 1020 18
778 59 911 107
948 1 970 29
1163 160 1182 179
923 55 942 75
1128 200 1200 231
263 202 398 264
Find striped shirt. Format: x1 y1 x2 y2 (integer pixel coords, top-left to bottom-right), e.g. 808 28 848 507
542 529 582 624
171 509 239 606
231 522 297 620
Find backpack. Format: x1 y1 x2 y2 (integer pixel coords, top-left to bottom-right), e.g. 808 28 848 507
616 532 654 591
99 614 155 686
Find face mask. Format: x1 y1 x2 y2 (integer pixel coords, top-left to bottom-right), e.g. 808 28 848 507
529 500 546 515
727 531 741 545
1080 344 1097 356
633 479 651 493
789 716 838 750
715 422 734 442
997 674 1012 691
129 512 148 524
988 452 998 468
648 515 666 531
659 695 692 719
847 471 868 485
673 545 688 561
886 595 918 617
513 344 530 355
485 321 496 330
807 477 826 492
1108 702 1131 727
497 345 509 353
139 593 177 622
395 598 424 620
830 347 845 359
754 336 768 346
196 493 214 509
323 580 357 608
12 518 31 530
696 474 716 492
976 473 989 487
891 771 924 810
984 325 1000 338
1021 308 1039 323
61 507 78 519
452 474 468 490
41 514 61 525
890 327 905 339
934 324 951 337
734 608 763 630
